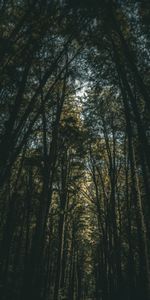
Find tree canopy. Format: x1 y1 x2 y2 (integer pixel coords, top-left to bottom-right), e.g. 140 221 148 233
0 1 150 300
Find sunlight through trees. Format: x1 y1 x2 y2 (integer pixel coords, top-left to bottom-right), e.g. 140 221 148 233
0 1 150 300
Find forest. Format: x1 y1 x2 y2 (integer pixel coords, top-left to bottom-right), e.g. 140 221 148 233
0 0 150 299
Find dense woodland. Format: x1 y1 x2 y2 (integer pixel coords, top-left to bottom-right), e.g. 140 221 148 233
0 1 150 299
